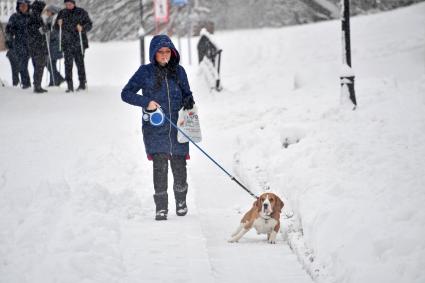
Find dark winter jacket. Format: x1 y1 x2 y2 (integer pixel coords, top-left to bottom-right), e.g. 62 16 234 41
27 1 47 57
56 6 92 53
5 5 30 57
121 35 194 156
47 25 63 60
44 15 63 61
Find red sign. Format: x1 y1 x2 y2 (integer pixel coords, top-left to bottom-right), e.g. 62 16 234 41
154 0 169 23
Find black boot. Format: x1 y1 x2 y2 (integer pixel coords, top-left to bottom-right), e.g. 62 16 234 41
171 155 188 216
154 192 168 221
66 81 74 93
176 200 188 216
174 185 188 216
155 210 168 221
152 154 169 220
56 76 65 86
34 86 48 93
76 82 86 91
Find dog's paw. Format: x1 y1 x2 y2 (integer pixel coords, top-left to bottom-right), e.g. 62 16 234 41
228 237 238 243
268 231 277 244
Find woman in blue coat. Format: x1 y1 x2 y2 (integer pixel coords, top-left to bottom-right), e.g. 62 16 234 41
122 35 195 221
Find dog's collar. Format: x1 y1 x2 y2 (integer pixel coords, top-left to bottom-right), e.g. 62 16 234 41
260 214 272 221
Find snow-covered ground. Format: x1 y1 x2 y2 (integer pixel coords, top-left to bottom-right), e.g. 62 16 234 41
1 3 425 283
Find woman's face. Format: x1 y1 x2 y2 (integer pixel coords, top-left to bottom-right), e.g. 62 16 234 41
155 47 171 66
19 3 29 14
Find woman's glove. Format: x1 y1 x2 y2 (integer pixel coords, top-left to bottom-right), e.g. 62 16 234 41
39 26 49 35
182 95 195 110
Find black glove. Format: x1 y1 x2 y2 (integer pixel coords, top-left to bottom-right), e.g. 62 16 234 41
182 95 195 110
5 40 13 49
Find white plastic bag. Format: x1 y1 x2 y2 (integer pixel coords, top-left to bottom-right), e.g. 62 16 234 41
177 105 202 143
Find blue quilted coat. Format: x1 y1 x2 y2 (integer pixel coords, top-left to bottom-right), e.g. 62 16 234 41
121 35 193 157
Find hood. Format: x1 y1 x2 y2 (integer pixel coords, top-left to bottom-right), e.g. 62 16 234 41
149 34 180 66
31 1 46 16
16 0 30 13
44 4 61 15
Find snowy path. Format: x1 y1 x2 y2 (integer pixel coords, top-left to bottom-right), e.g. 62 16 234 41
187 68 313 282
0 30 313 282
192 150 313 283
0 84 312 283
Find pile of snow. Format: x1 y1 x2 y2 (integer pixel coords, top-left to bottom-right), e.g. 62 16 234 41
209 3 425 283
0 3 424 283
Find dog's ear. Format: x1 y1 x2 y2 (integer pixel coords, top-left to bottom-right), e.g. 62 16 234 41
254 197 262 211
275 195 284 213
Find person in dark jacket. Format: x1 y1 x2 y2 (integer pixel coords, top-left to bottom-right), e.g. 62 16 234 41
6 48 20 86
28 0 48 93
122 35 195 221
5 0 31 89
56 0 92 92
42 4 65 87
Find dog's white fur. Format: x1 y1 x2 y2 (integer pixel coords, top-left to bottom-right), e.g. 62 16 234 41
229 193 283 244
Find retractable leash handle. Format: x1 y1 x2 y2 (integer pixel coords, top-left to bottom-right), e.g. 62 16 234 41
160 108 258 199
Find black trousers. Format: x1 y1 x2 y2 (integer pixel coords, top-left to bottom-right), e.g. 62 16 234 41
46 58 64 86
10 52 31 87
64 49 86 89
18 55 31 88
152 153 188 212
31 54 47 89
6 51 20 86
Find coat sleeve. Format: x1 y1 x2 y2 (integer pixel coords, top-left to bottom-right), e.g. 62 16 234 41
177 66 193 99
121 66 151 108
27 14 41 37
5 14 17 36
5 15 16 48
81 10 92 33
54 10 63 30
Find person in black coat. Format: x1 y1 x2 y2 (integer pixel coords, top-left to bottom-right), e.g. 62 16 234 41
28 0 48 93
5 0 31 89
6 47 20 86
56 0 92 92
42 4 65 87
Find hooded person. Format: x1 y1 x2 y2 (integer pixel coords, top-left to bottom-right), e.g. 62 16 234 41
121 35 195 221
28 0 48 93
56 0 92 92
42 4 65 86
5 0 31 88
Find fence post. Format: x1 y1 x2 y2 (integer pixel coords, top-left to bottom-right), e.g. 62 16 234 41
340 0 357 109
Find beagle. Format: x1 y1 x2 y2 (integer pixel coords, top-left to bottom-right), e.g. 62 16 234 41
229 192 284 244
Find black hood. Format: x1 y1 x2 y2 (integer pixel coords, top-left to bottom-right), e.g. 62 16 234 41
15 0 30 13
31 1 46 16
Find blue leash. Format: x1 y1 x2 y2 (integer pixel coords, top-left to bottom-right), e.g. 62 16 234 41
162 111 259 199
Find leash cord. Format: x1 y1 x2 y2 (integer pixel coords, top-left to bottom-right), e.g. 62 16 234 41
163 113 258 199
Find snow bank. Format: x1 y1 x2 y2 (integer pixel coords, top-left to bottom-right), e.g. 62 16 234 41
212 3 425 283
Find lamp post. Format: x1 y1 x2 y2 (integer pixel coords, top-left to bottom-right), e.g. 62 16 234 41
187 1 192 65
340 0 357 109
139 0 145 65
